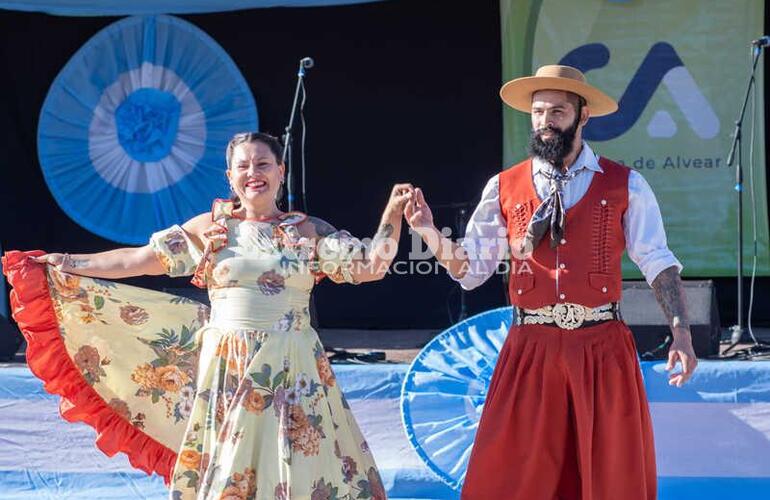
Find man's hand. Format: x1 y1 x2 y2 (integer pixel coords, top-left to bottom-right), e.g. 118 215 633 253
404 187 434 233
666 328 697 387
652 266 698 388
401 186 471 281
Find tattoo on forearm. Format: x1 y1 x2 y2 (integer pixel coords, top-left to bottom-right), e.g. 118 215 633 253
651 266 689 330
309 217 336 237
367 223 395 261
372 223 394 246
69 259 90 269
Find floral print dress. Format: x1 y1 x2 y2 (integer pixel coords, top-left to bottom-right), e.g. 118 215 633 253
1 199 385 500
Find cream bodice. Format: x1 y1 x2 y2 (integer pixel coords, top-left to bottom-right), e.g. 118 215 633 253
149 200 364 332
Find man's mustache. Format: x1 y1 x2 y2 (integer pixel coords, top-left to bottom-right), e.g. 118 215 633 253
534 125 563 137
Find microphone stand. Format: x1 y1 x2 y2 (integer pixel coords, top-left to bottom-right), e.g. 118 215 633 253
282 57 313 212
455 206 469 321
722 44 770 356
434 201 475 322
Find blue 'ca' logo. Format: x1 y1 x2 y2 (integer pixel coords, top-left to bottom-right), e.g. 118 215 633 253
559 42 719 141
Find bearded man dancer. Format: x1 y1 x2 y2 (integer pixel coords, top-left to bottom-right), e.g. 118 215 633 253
403 65 697 499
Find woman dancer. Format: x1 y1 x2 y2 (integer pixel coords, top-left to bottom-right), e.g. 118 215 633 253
3 132 410 499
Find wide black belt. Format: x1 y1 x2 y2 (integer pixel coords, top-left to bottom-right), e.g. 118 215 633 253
516 302 622 330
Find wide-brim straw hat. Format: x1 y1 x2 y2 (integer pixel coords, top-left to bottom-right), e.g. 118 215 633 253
500 65 618 117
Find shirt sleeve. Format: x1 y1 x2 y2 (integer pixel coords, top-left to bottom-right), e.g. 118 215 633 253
450 174 508 290
624 170 683 285
149 225 204 277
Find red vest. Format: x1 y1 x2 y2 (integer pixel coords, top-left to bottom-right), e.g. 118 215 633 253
499 157 629 309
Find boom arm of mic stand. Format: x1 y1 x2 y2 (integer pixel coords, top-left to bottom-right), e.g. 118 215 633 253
726 47 762 167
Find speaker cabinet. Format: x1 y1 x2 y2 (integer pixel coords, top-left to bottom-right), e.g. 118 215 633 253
620 280 720 359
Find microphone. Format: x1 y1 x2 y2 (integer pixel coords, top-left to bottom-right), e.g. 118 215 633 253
751 36 770 47
300 57 314 69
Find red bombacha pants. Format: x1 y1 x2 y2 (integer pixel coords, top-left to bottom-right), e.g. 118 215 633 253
461 320 656 500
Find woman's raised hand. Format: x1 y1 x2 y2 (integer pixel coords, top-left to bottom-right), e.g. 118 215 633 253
385 183 415 216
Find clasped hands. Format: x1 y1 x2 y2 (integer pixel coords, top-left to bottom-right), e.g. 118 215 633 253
383 184 435 234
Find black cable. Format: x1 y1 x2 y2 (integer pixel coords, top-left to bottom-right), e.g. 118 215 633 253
746 54 760 346
640 334 672 361
326 347 386 364
300 78 308 212
446 283 459 325
502 263 511 307
285 140 292 210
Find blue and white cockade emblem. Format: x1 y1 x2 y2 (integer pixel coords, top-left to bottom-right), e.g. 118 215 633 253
90 63 205 194
400 306 513 491
38 15 258 244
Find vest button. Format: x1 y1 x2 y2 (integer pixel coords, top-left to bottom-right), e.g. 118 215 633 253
601 199 608 206
559 293 566 300
517 289 523 295
515 203 522 209
602 287 608 293
559 263 566 269
560 238 567 245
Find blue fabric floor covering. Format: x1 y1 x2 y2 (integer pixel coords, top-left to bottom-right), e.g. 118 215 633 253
1 361 769 499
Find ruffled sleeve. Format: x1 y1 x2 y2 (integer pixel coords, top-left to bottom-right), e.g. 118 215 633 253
315 230 366 284
149 225 203 277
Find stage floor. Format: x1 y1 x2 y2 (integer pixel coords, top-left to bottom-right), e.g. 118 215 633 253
317 326 770 364
1 360 769 499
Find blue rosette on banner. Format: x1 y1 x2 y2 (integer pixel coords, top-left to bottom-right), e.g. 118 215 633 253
37 15 257 244
400 306 514 491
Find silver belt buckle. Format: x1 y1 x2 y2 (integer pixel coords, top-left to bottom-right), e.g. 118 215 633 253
552 303 586 330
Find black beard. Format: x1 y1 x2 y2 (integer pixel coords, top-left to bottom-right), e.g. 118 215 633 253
527 118 579 169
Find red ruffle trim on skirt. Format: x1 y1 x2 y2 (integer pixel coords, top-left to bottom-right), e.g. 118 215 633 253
1 250 176 484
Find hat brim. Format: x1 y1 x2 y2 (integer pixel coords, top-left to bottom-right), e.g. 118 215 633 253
500 76 618 117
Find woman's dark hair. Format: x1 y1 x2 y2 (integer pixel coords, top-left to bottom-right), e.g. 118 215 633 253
225 132 284 168
225 132 285 208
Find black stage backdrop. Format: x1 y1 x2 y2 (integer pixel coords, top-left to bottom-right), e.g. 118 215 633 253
1 1 768 330
0 0 506 329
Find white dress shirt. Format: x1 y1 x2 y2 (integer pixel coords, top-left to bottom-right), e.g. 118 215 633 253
454 142 682 290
